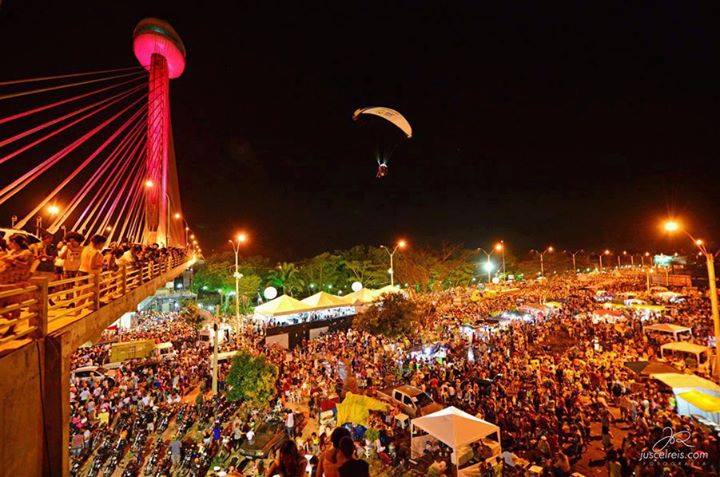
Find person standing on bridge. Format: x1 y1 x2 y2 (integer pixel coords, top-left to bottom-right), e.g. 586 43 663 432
58 232 83 278
73 235 106 310
79 235 106 275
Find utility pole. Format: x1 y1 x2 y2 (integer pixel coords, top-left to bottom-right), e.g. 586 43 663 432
211 322 219 394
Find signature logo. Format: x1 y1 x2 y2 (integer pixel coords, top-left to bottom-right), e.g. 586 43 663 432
652 427 694 453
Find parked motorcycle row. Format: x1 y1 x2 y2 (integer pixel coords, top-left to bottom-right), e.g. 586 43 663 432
71 394 245 477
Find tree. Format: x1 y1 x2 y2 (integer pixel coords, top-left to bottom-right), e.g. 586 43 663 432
353 293 423 338
297 252 345 295
179 302 205 330
191 253 234 295
236 274 262 312
267 262 299 296
340 245 387 289
225 350 278 407
395 243 476 290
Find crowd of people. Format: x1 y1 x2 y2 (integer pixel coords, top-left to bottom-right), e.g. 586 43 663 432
66 271 720 476
0 229 188 338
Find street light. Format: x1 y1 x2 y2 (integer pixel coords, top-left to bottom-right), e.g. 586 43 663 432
477 248 496 283
494 241 506 275
530 246 553 278
641 251 650 267
380 239 407 286
482 260 495 284
36 203 62 236
599 249 611 272
663 219 720 377
229 232 249 325
564 249 583 273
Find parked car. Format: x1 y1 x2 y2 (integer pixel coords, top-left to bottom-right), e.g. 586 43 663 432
377 384 442 417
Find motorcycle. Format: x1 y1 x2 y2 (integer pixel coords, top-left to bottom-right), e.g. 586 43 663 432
121 458 140 477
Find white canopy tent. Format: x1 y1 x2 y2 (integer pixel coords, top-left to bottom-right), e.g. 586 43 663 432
371 284 405 298
411 406 501 472
344 288 379 304
253 294 313 317
652 373 720 397
644 323 693 340
300 291 352 309
659 342 712 373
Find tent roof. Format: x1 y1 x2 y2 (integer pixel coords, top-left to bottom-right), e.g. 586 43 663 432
344 288 378 304
678 390 720 413
411 406 499 449
660 342 708 354
624 361 678 376
652 373 720 393
645 324 691 334
656 291 684 298
372 284 403 297
254 294 313 316
595 308 624 316
300 291 351 310
631 304 666 312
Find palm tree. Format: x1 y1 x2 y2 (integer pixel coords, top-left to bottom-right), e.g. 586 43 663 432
268 262 298 296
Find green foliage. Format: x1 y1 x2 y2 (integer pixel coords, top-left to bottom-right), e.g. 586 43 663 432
179 302 205 330
192 254 234 294
267 262 299 296
353 293 422 338
340 245 387 289
225 350 278 407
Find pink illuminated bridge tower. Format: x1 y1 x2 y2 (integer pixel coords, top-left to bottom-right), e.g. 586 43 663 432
133 18 186 247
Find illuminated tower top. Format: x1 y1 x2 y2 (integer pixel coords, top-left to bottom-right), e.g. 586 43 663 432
133 18 186 79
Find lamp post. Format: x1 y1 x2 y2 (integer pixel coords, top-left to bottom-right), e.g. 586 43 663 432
478 248 496 283
229 232 248 325
37 204 60 236
565 249 583 273
494 241 506 276
380 239 407 286
531 245 555 278
641 252 650 267
663 219 720 377
211 322 219 394
531 246 554 278
599 249 610 272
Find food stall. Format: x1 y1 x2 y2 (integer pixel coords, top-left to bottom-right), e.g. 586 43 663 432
643 323 692 341
410 406 501 476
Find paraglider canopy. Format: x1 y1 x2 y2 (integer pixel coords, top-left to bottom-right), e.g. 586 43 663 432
353 107 412 138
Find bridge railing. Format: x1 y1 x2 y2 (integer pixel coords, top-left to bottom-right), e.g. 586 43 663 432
0 254 190 347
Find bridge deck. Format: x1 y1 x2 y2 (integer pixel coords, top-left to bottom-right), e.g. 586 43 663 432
0 255 195 356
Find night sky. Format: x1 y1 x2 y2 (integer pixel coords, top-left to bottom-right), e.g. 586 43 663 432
1 1 718 259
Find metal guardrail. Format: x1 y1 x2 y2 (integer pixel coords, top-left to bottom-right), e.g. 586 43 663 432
0 255 189 346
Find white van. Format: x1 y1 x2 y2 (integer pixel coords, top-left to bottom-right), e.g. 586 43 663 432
216 350 238 362
155 342 176 359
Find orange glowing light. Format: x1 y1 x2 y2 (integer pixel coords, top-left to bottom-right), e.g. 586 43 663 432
397 239 407 249
494 243 504 252
144 179 154 188
663 220 680 232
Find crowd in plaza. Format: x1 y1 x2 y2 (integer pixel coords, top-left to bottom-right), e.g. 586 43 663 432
66 271 720 476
